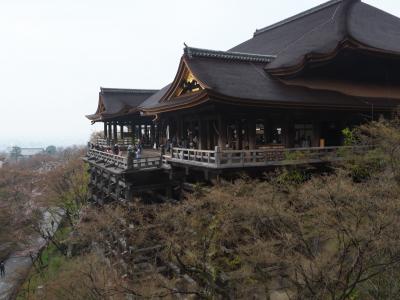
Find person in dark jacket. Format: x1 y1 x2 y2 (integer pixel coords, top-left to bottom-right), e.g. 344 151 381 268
113 144 120 155
0 261 5 277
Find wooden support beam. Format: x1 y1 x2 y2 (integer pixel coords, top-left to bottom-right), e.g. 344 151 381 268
113 123 117 142
264 118 269 144
125 183 132 201
177 117 182 144
227 121 233 149
248 118 256 150
129 123 133 135
285 116 295 148
218 116 227 150
237 120 243 150
120 125 124 139
151 124 155 146
198 119 205 150
108 123 112 143
206 120 211 150
313 120 321 147
139 124 143 141
104 122 108 139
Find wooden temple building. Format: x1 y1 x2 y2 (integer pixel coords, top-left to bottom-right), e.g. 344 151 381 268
85 0 400 202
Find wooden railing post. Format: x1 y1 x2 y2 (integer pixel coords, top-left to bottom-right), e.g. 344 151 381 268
215 146 221 167
127 151 133 169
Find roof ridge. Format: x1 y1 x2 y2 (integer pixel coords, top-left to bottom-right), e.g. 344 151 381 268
343 0 360 36
254 0 343 36
184 46 276 63
100 87 158 94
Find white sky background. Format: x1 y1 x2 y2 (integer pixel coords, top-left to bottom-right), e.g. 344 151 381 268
0 0 398 148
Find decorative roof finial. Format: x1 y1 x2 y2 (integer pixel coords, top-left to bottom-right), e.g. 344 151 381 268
184 43 193 58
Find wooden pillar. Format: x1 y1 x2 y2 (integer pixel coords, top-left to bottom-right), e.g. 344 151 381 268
134 124 138 142
218 116 227 150
198 119 205 150
248 118 256 150
125 184 133 202
237 120 243 150
264 118 269 144
120 125 124 139
177 117 183 144
206 120 211 150
227 121 233 149
108 123 112 143
103 122 108 139
282 118 289 148
151 124 155 145
286 116 295 148
128 122 135 144
155 123 161 146
138 124 143 141
313 120 321 147
113 123 117 142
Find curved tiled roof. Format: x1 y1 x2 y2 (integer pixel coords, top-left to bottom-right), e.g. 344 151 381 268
87 0 400 118
86 88 158 121
230 0 400 72
138 84 171 110
184 55 400 110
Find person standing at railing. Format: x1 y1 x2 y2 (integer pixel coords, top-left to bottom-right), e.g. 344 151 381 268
127 145 134 168
172 136 177 147
193 136 198 149
166 138 172 153
160 144 165 155
136 145 142 159
113 144 120 155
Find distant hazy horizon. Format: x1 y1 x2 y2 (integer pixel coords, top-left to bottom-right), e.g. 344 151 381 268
0 0 398 149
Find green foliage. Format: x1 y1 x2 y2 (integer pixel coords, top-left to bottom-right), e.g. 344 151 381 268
284 150 309 161
17 225 70 300
10 146 21 160
42 157 89 227
342 127 357 146
340 116 400 182
45 145 57 155
276 167 307 186
347 150 384 182
193 182 205 199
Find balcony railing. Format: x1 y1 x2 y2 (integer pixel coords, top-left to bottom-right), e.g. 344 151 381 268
96 138 134 147
96 138 155 149
86 146 371 171
170 148 218 165
86 149 161 171
87 149 128 169
169 146 370 169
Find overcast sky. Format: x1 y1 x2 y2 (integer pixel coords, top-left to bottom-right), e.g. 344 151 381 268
0 0 398 149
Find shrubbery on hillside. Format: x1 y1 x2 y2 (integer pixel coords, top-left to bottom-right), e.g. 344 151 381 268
18 118 400 299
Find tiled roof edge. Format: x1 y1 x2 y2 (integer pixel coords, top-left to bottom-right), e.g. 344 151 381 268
100 88 159 94
184 46 276 63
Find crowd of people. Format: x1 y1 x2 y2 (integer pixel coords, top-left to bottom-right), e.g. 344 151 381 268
89 129 200 159
161 135 199 154
88 142 143 158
